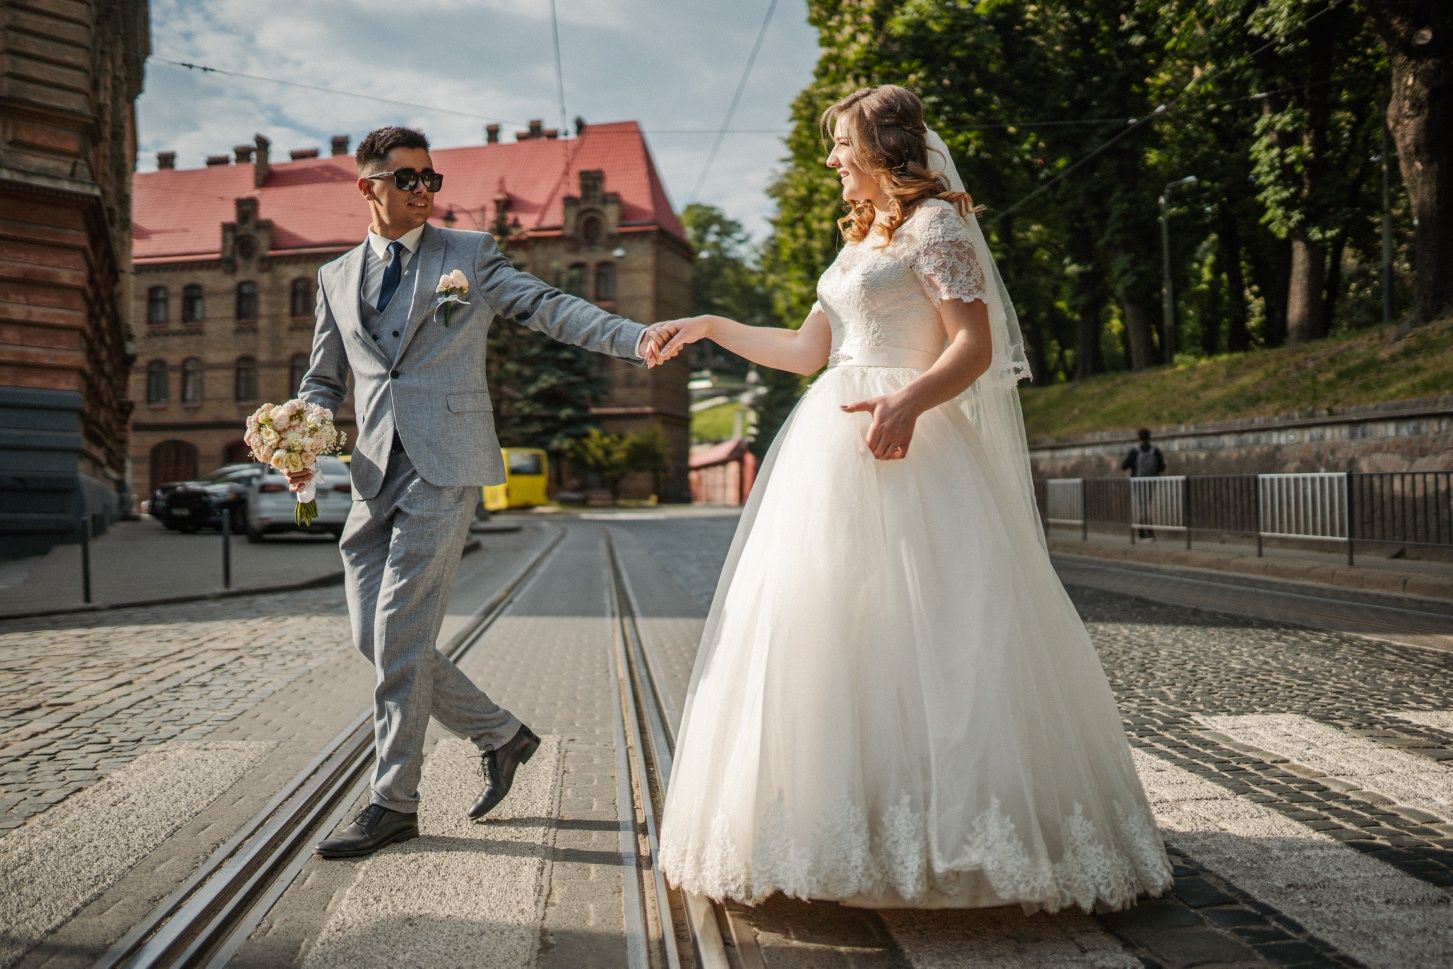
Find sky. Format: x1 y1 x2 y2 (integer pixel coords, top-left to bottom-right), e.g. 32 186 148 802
135 0 823 243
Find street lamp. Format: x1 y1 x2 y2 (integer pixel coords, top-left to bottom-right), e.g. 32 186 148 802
1159 175 1197 363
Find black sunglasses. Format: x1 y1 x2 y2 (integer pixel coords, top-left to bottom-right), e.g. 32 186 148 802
366 168 444 192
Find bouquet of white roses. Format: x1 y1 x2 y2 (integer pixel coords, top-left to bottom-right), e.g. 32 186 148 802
243 399 347 526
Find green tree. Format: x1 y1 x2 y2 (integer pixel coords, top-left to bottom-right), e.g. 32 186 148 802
567 428 631 500
682 204 774 375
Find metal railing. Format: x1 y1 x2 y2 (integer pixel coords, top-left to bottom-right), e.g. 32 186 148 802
1040 470 1453 565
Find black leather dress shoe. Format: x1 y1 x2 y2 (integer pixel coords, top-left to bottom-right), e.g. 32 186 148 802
316 803 419 858
469 724 541 819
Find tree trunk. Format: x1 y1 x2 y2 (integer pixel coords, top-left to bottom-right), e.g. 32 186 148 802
1323 232 1347 329
1285 232 1328 343
1218 203 1252 352
1068 218 1105 378
1250 240 1291 347
1368 1 1453 331
1120 295 1158 370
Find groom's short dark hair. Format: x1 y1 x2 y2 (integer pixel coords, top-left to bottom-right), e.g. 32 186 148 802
355 126 431 173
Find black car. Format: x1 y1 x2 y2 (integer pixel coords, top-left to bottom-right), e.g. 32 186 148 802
152 463 262 533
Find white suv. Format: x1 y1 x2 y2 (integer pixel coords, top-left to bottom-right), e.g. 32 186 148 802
245 455 352 542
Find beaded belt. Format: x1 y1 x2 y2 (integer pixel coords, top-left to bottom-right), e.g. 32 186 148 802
828 344 940 370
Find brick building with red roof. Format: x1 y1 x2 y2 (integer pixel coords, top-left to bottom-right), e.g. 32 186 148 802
128 119 691 502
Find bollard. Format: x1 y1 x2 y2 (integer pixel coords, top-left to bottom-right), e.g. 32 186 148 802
79 516 92 604
221 506 232 589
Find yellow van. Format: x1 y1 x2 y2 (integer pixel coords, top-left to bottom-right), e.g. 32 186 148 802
482 448 549 512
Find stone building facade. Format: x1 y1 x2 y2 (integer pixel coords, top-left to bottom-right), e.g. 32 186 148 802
0 0 149 557
128 121 692 501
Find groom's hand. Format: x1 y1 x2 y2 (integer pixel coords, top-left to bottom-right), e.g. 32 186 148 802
637 323 676 368
285 469 313 493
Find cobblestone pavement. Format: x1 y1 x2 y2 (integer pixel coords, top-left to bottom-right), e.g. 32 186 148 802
0 588 355 832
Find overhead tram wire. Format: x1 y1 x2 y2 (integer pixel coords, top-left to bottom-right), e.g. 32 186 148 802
993 0 1351 222
152 58 525 126
688 0 780 204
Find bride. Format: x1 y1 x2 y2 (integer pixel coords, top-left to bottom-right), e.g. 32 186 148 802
653 85 1173 913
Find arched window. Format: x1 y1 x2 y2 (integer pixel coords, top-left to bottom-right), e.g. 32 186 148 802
181 357 203 404
147 286 168 325
594 262 616 302
290 277 312 317
581 214 603 246
145 359 168 403
235 281 257 322
289 353 309 397
562 262 587 297
234 356 257 402
182 284 204 323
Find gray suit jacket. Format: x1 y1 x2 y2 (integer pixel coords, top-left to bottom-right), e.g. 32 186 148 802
299 224 646 499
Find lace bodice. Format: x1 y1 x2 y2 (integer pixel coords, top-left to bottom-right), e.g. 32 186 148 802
815 199 988 366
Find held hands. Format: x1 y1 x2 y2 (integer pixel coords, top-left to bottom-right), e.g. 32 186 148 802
637 322 682 368
841 392 921 461
651 316 714 364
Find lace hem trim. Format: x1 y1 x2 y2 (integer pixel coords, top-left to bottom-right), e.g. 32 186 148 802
660 793 1173 912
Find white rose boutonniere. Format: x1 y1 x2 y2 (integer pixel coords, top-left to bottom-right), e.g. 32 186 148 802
435 269 470 327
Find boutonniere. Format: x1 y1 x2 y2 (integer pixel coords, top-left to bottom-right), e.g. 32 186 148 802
434 270 471 326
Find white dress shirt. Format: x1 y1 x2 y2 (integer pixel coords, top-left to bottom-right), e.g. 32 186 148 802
360 224 426 310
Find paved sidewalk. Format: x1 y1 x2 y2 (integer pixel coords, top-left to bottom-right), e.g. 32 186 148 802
0 517 517 619
1048 525 1453 601
0 519 344 617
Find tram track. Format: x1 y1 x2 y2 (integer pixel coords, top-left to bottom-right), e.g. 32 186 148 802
603 530 759 969
93 525 568 969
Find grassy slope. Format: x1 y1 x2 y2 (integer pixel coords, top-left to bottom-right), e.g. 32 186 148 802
691 401 744 443
1019 316 1453 443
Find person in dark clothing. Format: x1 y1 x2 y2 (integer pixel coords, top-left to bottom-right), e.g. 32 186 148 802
1122 428 1165 539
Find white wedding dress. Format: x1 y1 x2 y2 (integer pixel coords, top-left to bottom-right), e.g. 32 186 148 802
658 200 1174 912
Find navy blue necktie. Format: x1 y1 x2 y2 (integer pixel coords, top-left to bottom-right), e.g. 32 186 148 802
376 240 405 312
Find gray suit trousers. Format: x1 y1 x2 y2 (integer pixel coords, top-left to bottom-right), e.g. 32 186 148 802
340 444 520 812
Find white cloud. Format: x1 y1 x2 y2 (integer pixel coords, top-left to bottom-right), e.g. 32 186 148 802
137 0 822 241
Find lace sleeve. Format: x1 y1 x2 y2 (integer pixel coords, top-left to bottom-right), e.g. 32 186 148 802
908 202 988 306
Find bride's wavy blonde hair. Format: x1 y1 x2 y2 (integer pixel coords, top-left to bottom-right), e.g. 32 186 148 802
821 85 979 246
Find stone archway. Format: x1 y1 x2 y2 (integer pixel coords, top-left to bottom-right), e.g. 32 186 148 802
150 439 198 491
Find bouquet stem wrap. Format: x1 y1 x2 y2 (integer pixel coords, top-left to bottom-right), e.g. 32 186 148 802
294 467 326 526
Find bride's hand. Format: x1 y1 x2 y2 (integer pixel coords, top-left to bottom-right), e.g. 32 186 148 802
841 393 921 460
656 316 715 362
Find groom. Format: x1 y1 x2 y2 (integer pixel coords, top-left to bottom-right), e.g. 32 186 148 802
291 125 667 858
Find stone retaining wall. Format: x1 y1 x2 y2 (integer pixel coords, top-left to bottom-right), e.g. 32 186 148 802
1030 396 1453 480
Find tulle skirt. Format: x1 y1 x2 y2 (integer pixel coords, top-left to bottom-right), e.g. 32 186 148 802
658 363 1173 912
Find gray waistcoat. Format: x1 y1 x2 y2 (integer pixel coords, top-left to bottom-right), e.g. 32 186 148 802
360 251 418 364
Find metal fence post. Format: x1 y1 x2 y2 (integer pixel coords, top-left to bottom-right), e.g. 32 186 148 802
1183 478 1192 550
221 508 232 589
1254 476 1263 558
79 516 92 605
1346 470 1355 567
1081 478 1089 542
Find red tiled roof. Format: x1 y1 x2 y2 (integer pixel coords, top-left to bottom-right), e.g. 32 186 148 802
132 121 685 263
689 438 749 468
